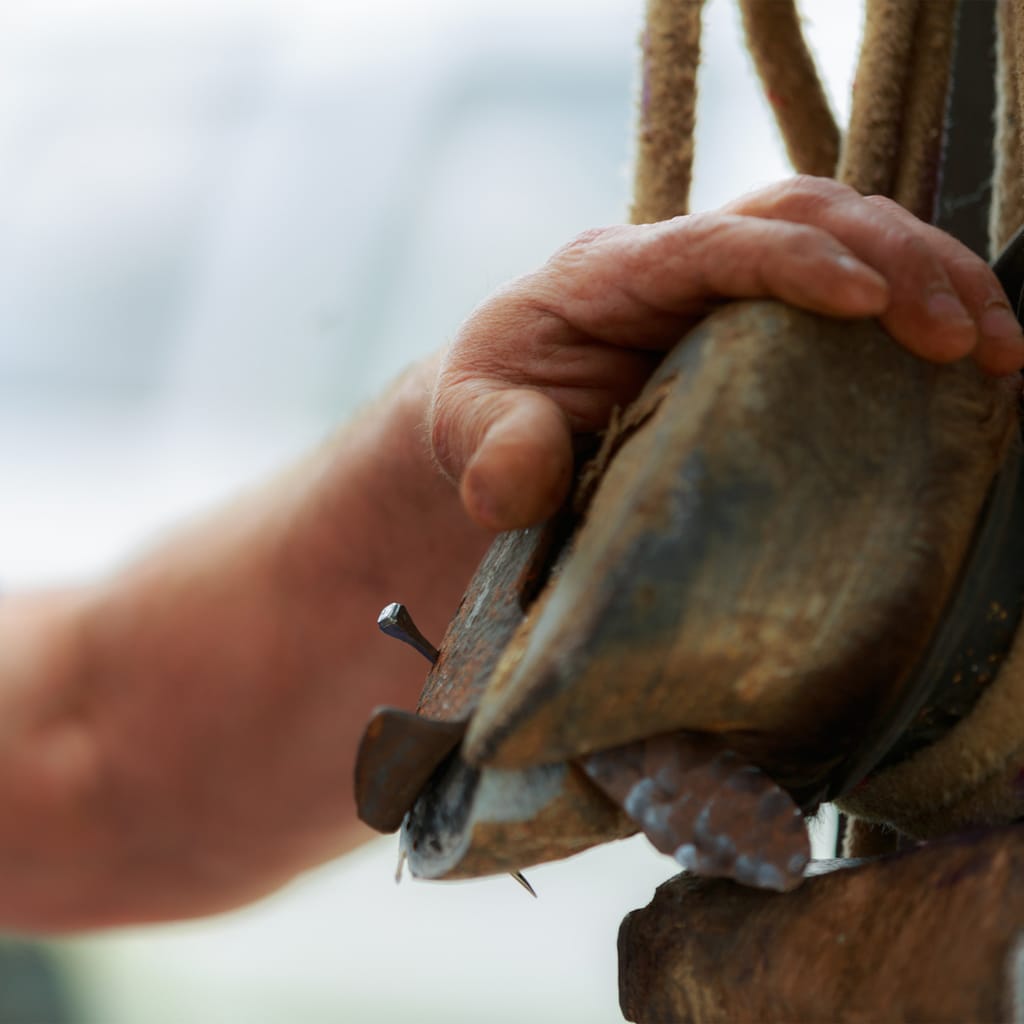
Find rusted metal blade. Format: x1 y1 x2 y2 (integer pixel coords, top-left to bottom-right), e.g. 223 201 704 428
581 732 810 892
354 706 467 833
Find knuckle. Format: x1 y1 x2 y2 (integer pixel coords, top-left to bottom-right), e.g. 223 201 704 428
780 173 853 205
671 211 748 260
862 194 905 218
950 253 1003 303
428 384 460 474
740 174 856 220
887 228 933 266
534 225 628 317
778 220 826 245
677 209 727 238
652 211 711 259
430 349 515 477
428 358 485 476
786 173 840 195
948 250 989 279
548 225 617 264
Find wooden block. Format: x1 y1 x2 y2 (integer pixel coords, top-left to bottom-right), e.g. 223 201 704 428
619 824 1024 1023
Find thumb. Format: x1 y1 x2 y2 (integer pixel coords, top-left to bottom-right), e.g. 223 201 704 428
431 383 574 532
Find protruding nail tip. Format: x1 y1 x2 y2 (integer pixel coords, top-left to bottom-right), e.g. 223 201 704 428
510 871 537 898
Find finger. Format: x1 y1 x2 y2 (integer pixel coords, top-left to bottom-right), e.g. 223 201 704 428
432 295 662 530
862 195 1024 376
728 178 976 363
444 290 666 422
528 217 890 349
432 381 574 532
729 176 1024 374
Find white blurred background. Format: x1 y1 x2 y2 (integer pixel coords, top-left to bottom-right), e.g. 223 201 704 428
0 1 859 1021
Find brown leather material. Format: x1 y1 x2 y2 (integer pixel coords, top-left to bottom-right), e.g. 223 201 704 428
582 732 808 892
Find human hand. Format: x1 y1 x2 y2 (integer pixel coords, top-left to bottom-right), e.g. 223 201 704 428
430 175 1024 532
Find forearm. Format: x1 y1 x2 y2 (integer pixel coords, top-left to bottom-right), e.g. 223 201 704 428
0 358 491 931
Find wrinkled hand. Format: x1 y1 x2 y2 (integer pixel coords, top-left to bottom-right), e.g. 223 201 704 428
430 176 1024 532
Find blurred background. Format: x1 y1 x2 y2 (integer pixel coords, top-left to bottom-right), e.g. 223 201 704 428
0 1 859 1020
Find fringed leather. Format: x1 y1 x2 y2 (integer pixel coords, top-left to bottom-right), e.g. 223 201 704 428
838 0 920 198
992 0 1024 256
630 0 705 225
737 0 839 177
891 1 958 220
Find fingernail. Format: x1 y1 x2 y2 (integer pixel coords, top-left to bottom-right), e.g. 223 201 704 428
979 303 1024 344
926 290 973 325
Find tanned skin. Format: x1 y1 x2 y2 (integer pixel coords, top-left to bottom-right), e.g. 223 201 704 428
1 177 1021 931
